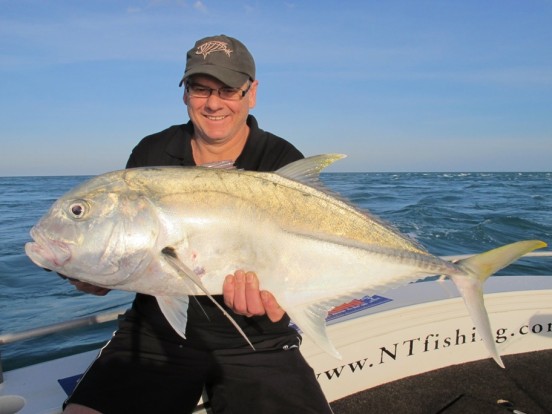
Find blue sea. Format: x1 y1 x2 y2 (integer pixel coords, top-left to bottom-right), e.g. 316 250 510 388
1 172 551 371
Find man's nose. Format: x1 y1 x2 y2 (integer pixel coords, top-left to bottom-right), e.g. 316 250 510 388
204 91 224 110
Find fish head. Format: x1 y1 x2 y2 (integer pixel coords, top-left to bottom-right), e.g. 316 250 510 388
25 172 160 288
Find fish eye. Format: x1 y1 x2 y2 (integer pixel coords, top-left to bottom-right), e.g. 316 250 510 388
68 200 89 219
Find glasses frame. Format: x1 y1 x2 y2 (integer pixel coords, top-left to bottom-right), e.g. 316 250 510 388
186 81 252 101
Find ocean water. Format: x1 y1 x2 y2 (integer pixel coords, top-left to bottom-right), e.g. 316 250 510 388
1 172 551 371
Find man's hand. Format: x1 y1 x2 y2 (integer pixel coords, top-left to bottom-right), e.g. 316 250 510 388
223 270 285 322
58 273 111 296
69 279 111 296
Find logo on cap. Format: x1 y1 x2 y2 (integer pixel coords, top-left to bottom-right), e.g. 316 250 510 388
196 41 233 59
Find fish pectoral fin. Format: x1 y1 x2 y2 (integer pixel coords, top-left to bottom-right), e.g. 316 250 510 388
161 247 255 351
452 239 547 368
286 303 341 359
161 246 206 289
156 296 190 340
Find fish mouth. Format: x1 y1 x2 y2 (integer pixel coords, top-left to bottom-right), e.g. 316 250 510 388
25 227 71 270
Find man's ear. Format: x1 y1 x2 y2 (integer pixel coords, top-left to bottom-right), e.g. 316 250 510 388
248 79 258 109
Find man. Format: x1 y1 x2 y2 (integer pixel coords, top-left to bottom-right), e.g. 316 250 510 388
63 35 333 414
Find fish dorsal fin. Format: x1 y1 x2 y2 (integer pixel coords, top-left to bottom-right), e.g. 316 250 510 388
160 247 254 350
285 303 341 359
276 154 346 186
198 160 236 169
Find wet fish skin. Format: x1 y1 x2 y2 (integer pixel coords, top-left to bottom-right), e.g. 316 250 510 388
24 154 547 367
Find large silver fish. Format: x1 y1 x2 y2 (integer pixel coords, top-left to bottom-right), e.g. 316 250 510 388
25 154 546 367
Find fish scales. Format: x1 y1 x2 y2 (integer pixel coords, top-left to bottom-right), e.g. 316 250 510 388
122 166 428 256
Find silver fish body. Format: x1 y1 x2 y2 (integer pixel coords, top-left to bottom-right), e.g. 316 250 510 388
25 154 546 365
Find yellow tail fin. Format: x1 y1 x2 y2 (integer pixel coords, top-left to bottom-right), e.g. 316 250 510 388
451 240 547 368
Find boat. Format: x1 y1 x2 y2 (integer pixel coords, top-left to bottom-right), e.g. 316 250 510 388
1 252 551 414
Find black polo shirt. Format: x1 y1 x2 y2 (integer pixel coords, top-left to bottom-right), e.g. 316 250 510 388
124 115 304 350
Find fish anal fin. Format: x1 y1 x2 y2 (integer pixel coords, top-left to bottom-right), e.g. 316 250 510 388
286 303 341 359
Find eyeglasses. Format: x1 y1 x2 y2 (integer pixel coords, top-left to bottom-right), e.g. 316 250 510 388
186 82 252 101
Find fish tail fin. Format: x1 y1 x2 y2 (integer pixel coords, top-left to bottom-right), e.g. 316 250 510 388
451 240 547 368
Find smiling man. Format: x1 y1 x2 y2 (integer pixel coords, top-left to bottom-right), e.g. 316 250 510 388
185 75 255 163
62 35 333 414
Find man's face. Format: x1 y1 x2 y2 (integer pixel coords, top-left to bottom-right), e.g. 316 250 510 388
184 75 257 145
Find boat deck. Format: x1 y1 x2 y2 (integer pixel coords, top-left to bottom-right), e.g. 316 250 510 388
330 349 552 414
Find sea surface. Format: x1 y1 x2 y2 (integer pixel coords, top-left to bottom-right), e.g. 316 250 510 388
1 172 551 371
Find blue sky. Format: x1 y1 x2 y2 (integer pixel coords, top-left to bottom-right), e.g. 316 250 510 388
1 0 551 175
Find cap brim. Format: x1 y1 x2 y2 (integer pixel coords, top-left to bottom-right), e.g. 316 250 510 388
179 65 250 88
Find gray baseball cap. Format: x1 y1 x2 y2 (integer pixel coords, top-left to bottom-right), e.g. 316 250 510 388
179 35 256 88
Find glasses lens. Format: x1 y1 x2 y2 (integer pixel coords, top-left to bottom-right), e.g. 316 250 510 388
188 84 210 98
219 87 242 100
187 83 249 101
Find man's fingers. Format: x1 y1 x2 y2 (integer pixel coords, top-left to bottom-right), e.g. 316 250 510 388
223 270 285 321
224 270 252 316
233 270 249 315
223 270 267 317
244 271 266 316
223 273 236 309
68 280 111 296
261 290 285 322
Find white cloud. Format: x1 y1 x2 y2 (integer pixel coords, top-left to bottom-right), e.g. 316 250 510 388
193 1 208 13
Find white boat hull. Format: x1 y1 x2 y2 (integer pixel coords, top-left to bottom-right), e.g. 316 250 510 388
2 276 552 414
302 277 552 402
